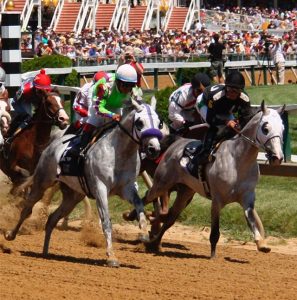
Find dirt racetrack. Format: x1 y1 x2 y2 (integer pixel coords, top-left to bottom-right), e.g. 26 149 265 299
1 172 297 300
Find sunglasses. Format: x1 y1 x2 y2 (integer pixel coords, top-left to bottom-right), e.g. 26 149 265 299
120 81 136 89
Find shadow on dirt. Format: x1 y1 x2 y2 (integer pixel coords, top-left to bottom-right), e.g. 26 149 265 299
20 251 141 269
224 256 250 264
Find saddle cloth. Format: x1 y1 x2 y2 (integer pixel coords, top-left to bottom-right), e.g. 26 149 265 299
59 138 84 176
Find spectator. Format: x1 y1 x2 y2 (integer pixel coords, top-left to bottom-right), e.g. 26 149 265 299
269 37 286 84
208 33 226 83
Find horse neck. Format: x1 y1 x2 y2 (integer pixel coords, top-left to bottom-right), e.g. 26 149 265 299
112 115 139 152
32 103 53 146
228 113 262 164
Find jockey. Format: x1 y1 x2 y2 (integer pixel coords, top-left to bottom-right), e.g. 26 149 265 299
71 64 137 155
71 71 113 131
188 71 253 178
168 72 211 134
0 67 11 135
11 69 52 133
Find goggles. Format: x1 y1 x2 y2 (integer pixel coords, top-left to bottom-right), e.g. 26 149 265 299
226 86 242 94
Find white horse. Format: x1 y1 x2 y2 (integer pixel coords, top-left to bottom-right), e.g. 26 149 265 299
142 102 285 258
5 100 163 267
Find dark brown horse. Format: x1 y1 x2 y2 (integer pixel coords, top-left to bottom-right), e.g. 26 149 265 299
0 89 69 192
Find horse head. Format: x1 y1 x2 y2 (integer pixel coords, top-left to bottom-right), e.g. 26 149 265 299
39 90 69 129
127 99 163 159
256 101 284 165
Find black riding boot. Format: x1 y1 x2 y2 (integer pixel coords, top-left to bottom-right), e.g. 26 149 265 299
68 128 94 157
187 127 217 178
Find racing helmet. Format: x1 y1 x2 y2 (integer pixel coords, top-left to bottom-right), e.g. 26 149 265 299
33 69 52 91
116 64 137 83
93 71 109 82
191 73 211 89
225 71 245 89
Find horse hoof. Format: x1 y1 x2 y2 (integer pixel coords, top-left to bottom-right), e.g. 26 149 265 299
4 231 16 241
138 233 150 243
138 212 147 231
256 240 271 253
144 240 161 253
122 210 137 222
107 259 120 268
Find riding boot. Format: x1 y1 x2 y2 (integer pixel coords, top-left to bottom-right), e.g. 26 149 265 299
68 124 95 157
187 127 217 178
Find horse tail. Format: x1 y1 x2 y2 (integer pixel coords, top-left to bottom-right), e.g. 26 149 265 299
14 175 34 197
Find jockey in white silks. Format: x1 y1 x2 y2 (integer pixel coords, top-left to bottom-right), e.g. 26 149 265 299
72 71 114 130
0 67 11 135
69 64 138 155
168 73 211 134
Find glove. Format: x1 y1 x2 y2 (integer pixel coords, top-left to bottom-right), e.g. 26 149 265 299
226 120 238 129
112 114 121 122
74 105 88 117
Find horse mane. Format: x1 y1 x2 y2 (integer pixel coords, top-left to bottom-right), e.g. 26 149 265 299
160 134 180 153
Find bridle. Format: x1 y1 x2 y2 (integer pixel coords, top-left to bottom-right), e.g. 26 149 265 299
118 104 163 147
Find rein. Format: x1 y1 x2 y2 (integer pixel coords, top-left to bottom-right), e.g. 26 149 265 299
117 120 141 145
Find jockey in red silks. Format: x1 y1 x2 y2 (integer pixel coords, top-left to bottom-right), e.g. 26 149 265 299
0 67 11 135
11 69 52 133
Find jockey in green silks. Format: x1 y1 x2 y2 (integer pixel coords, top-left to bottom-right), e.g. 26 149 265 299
72 64 137 154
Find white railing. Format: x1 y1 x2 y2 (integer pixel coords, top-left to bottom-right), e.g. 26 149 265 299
77 0 96 35
182 0 195 32
21 0 39 31
50 0 64 31
142 0 160 31
162 0 173 31
109 0 127 31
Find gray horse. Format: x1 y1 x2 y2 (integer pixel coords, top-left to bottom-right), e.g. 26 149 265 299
5 100 163 267
143 102 285 258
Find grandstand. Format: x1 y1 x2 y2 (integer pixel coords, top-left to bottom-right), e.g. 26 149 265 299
0 0 295 34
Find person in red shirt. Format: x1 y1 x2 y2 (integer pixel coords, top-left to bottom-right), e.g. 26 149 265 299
118 46 144 99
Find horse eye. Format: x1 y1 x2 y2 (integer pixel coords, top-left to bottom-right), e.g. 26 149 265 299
135 119 144 131
159 120 163 130
261 122 269 135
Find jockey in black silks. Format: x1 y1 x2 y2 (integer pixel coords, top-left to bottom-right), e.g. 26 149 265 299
188 71 253 178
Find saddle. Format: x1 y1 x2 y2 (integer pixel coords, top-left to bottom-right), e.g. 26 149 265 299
6 113 32 140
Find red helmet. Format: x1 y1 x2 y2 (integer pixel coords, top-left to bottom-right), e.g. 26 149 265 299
33 69 52 91
93 71 109 82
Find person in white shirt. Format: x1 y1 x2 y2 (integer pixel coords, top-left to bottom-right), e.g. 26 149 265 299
269 38 286 84
168 73 211 133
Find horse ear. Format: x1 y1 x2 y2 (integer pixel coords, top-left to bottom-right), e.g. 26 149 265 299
131 98 143 112
277 104 286 116
261 100 269 115
150 96 157 111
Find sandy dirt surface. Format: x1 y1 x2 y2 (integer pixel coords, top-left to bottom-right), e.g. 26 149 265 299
1 172 297 300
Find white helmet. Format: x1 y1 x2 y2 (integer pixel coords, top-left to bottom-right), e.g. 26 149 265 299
116 64 137 83
0 67 6 83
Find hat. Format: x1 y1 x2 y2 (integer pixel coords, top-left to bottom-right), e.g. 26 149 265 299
124 45 134 55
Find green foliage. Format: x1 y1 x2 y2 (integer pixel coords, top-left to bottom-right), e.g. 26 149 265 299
21 55 75 86
155 86 176 123
175 57 209 85
64 69 79 87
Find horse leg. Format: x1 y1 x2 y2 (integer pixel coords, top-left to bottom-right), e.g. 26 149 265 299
209 200 222 258
5 175 54 241
146 186 195 252
244 205 270 253
43 184 84 256
122 185 147 232
94 182 119 268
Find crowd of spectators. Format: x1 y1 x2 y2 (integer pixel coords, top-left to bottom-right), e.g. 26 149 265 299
18 5 297 66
